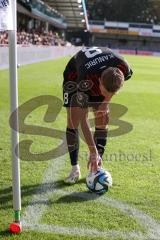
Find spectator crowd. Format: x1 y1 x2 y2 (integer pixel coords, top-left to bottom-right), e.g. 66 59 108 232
0 30 68 46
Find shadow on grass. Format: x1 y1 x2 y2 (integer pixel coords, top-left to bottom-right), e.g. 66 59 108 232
0 180 67 208
0 178 90 209
0 180 102 237
0 229 12 237
55 191 101 204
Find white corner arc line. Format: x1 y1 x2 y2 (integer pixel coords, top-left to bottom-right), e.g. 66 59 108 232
24 223 145 240
22 156 160 240
51 190 160 240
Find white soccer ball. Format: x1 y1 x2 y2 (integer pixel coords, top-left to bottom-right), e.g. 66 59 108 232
86 168 112 194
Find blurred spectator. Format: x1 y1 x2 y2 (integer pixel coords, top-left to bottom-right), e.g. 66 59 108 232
0 32 9 45
0 29 68 46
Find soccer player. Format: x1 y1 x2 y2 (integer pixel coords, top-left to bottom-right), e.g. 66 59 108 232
63 47 133 184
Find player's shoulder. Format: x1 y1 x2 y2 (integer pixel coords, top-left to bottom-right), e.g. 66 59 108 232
74 47 115 66
75 47 124 61
76 46 114 56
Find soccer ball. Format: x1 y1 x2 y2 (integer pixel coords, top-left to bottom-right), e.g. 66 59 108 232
86 168 112 194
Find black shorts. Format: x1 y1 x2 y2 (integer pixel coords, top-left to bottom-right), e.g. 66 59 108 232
63 80 105 109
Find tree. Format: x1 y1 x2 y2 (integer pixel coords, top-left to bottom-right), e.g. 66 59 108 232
86 0 160 23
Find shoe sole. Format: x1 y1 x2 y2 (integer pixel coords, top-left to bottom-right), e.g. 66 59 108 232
64 175 81 185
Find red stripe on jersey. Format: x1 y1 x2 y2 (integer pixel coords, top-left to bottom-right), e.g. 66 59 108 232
86 73 101 96
68 71 77 81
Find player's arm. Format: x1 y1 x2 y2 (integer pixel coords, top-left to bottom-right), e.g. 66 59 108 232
75 54 101 172
80 109 100 172
66 101 100 172
116 58 133 80
111 51 133 80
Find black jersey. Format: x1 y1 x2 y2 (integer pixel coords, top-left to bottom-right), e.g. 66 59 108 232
63 47 133 96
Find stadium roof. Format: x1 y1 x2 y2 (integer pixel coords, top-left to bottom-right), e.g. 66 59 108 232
43 0 89 29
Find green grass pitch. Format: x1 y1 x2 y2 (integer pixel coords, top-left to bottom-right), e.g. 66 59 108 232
0 54 160 240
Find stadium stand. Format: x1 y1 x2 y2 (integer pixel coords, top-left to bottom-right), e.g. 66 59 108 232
0 0 160 52
42 0 89 29
0 0 89 46
0 0 88 69
89 20 160 52
17 0 67 29
0 30 66 46
86 0 160 52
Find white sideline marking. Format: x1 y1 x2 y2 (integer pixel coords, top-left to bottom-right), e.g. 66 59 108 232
22 155 66 225
24 223 145 240
100 196 160 240
55 191 160 240
22 158 160 240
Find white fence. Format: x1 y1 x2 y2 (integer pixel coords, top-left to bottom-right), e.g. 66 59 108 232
1 45 160 70
0 45 81 70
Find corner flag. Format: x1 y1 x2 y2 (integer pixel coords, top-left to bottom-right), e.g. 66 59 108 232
0 0 15 30
0 0 22 233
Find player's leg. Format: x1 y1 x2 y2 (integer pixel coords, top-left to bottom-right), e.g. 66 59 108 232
65 107 83 184
62 56 84 183
93 102 109 159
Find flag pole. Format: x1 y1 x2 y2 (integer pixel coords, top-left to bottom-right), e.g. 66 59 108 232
8 0 22 233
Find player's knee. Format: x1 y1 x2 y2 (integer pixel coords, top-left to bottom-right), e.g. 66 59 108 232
104 113 109 125
95 111 109 127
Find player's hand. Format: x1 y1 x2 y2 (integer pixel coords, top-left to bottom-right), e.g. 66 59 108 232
98 156 102 168
87 153 102 172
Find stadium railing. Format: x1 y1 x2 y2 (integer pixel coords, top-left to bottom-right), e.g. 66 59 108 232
0 45 81 70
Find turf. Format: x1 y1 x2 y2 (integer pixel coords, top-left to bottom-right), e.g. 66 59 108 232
0 54 160 240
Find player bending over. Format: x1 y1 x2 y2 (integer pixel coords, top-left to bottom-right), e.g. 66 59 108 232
63 47 133 184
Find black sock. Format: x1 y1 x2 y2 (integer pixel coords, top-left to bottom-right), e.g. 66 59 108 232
66 127 79 166
94 128 108 158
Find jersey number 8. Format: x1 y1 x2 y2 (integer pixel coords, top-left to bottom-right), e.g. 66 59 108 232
64 92 69 104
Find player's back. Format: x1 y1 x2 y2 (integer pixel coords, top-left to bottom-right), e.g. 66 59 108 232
74 47 132 81
75 47 112 70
